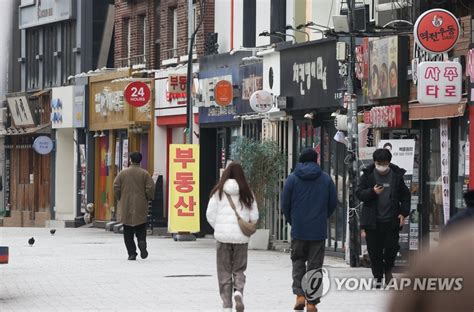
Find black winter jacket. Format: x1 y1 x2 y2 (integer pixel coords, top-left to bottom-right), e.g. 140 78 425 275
356 163 411 230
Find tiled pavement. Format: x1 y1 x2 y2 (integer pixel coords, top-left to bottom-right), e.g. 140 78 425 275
0 227 390 311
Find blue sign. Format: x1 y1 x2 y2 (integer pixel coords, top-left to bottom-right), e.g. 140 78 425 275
33 136 54 155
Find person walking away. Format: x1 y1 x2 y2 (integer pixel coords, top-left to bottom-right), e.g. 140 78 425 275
113 152 155 261
206 162 259 312
442 189 474 236
356 148 410 286
281 148 337 312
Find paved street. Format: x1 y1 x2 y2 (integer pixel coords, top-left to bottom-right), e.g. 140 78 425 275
0 227 390 312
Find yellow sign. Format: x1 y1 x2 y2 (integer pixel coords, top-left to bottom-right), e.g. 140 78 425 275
168 144 200 233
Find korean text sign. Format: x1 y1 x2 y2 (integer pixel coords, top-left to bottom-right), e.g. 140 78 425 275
417 62 461 104
168 144 200 233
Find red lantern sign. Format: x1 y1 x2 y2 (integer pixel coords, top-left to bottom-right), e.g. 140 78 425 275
124 81 151 107
414 9 460 54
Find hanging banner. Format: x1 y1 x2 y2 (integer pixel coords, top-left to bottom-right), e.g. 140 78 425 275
168 144 200 233
440 120 450 224
379 139 416 266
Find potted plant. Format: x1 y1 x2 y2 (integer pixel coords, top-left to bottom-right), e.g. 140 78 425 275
230 137 287 250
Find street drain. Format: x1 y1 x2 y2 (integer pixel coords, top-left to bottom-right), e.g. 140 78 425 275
164 274 212 278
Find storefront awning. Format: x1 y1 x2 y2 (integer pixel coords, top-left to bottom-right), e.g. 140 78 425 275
0 123 51 136
408 101 467 120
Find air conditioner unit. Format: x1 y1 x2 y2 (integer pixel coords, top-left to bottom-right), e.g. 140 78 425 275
340 4 370 31
375 0 412 27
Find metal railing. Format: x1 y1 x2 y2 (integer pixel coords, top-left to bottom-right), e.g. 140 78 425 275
117 54 147 68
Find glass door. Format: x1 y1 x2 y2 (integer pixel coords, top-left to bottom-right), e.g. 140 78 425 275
421 120 445 248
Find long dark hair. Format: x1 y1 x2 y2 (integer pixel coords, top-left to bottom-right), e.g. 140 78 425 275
210 162 254 209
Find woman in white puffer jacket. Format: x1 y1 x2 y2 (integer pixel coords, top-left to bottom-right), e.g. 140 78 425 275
206 162 259 312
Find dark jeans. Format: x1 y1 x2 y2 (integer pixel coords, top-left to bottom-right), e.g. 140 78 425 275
365 221 400 279
123 223 147 256
291 239 325 304
216 242 248 309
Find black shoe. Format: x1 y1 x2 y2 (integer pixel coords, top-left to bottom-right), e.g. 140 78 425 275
128 254 137 261
138 241 148 259
373 277 383 289
385 270 393 284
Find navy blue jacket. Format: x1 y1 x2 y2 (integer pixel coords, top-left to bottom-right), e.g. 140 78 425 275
281 162 337 240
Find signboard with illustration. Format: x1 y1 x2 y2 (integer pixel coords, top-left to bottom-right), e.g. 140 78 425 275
6 96 35 127
369 36 409 100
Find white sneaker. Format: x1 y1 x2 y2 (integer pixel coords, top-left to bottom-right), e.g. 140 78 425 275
234 291 244 312
222 309 232 312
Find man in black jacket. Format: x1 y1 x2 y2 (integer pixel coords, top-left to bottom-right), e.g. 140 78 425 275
356 148 410 286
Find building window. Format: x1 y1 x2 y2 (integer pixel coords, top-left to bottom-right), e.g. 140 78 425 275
26 28 40 90
122 18 131 65
43 25 58 88
172 8 178 56
137 15 147 64
61 21 76 84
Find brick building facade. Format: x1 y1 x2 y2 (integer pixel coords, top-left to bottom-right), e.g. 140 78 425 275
114 0 214 70
114 0 159 69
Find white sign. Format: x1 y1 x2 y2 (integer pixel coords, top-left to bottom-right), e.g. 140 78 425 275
7 96 35 127
33 136 53 155
417 62 462 104
440 120 450 224
51 86 85 129
378 140 416 175
249 90 273 113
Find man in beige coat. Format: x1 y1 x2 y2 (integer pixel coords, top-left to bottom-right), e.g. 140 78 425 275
113 152 155 260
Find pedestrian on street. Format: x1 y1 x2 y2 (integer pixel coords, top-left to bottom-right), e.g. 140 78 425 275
206 162 259 312
442 189 474 236
356 148 410 286
281 148 337 312
113 152 155 261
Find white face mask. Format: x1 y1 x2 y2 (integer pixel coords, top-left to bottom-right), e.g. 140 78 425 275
375 165 390 173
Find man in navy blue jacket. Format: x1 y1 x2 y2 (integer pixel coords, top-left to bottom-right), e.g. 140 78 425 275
282 148 337 312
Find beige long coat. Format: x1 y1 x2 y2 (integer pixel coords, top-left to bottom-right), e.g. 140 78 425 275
113 164 155 226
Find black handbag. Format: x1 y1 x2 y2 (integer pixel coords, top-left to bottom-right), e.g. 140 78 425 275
225 193 257 237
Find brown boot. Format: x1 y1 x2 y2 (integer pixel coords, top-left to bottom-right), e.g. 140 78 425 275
294 295 306 310
307 303 318 312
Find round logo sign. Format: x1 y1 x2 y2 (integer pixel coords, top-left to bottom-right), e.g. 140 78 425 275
414 9 460 54
33 136 53 155
124 81 151 107
249 90 273 113
214 80 233 106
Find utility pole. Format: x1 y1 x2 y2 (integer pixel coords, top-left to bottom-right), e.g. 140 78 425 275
346 0 360 267
186 0 195 144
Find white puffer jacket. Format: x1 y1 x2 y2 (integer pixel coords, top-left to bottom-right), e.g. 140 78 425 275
206 179 259 244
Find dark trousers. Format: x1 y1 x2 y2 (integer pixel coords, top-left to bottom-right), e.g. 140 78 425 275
365 221 400 279
216 242 248 309
123 223 147 256
291 239 325 304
